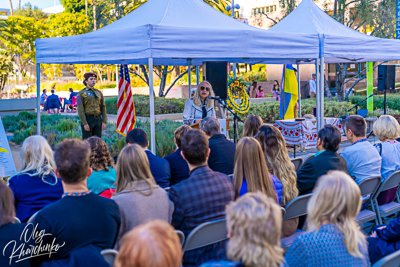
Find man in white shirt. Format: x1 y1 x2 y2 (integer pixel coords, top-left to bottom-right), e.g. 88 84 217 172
309 74 316 98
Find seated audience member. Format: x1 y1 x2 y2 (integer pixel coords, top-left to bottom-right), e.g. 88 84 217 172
40 89 47 105
285 171 369 267
233 137 282 204
255 125 299 237
164 125 192 186
200 117 236 175
242 114 263 137
115 220 182 267
62 88 78 112
112 144 173 243
44 89 62 111
169 129 235 267
8 135 63 222
0 181 35 267
126 129 171 188
32 139 120 266
297 125 348 195
200 193 284 267
341 115 381 184
86 136 117 198
372 115 400 205
368 215 400 264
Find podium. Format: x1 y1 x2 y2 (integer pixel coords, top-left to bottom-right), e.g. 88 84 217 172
190 118 231 137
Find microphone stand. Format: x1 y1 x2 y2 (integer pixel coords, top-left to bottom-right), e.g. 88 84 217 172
214 98 243 143
347 94 374 114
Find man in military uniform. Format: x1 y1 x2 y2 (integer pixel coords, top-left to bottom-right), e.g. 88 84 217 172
77 72 107 139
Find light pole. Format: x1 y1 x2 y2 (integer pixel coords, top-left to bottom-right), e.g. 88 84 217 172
226 2 240 78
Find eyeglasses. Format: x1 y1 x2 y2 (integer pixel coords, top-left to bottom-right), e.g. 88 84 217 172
200 86 210 92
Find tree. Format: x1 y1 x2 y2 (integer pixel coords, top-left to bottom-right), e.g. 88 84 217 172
14 3 48 21
46 12 89 37
3 16 46 81
0 49 13 92
8 0 13 16
42 64 62 79
92 0 97 30
61 0 87 13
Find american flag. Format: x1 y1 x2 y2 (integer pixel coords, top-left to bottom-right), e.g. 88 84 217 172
116 65 136 136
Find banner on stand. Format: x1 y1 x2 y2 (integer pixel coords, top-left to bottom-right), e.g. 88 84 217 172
367 62 373 111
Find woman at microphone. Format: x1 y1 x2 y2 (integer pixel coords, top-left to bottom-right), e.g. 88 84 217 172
183 81 216 125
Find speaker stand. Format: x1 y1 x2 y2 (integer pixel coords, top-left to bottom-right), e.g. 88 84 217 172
384 88 387 115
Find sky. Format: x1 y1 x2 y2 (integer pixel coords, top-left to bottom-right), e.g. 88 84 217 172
0 0 62 10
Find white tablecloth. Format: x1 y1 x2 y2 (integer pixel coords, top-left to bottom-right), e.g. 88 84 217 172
274 118 343 149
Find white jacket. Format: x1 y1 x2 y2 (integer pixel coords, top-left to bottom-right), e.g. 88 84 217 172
182 99 216 125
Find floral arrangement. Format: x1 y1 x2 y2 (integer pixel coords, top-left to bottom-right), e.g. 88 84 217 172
226 77 250 114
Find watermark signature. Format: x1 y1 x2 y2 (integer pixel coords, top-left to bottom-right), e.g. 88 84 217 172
2 223 65 265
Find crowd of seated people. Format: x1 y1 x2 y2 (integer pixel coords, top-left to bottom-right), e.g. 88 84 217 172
5 113 400 267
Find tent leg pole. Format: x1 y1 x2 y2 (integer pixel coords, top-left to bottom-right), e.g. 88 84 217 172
188 60 191 98
36 63 41 135
196 66 200 86
148 58 156 155
315 58 320 131
297 63 303 152
320 57 325 130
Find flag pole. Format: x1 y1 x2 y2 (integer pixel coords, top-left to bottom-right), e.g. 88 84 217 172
282 65 286 120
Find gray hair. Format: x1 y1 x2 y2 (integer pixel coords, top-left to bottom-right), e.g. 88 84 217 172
200 117 220 136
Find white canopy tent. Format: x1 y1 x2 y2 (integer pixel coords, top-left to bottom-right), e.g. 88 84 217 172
269 0 400 129
35 0 322 153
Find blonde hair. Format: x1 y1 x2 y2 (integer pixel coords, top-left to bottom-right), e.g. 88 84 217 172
193 81 215 109
256 125 298 206
19 135 56 177
243 115 263 137
115 220 182 267
307 171 366 258
116 144 156 196
233 137 277 201
226 193 284 267
373 115 400 141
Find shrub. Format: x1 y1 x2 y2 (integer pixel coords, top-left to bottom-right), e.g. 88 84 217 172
348 94 400 111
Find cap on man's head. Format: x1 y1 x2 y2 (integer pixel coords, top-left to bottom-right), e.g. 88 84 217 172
84 72 97 80
312 73 316 77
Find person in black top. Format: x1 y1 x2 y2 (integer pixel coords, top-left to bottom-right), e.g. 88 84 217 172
0 180 35 267
200 117 236 175
297 125 348 195
32 139 120 267
164 125 192 186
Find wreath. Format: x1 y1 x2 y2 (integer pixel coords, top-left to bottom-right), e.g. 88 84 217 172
226 77 250 114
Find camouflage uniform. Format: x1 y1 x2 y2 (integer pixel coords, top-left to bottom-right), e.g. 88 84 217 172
77 87 107 139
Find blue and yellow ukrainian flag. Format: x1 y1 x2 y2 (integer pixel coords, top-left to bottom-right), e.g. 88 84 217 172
279 65 298 119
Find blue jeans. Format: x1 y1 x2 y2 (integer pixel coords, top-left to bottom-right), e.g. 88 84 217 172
63 100 72 110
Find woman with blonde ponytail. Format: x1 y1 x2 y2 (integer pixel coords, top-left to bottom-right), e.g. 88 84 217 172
285 171 369 267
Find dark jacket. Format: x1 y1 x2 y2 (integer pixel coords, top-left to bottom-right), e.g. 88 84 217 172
145 150 171 188
296 150 348 195
169 166 235 267
44 94 61 110
164 148 190 186
368 218 400 264
208 134 236 175
8 171 64 222
69 91 78 101
1 223 35 267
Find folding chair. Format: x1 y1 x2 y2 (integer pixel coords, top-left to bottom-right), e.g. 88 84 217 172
355 176 381 225
371 170 400 225
182 219 228 256
302 155 314 167
281 207 286 218
101 249 118 266
164 187 170 192
28 211 39 224
228 174 234 179
176 230 185 246
280 193 312 252
372 249 400 267
13 217 21 224
291 157 304 172
65 96 78 113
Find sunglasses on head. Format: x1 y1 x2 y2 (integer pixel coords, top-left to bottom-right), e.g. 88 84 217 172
200 86 210 92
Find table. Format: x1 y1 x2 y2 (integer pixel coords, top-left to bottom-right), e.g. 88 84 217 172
274 118 343 150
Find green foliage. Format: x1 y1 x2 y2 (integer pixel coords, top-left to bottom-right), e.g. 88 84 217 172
61 0 87 14
14 3 48 21
0 49 13 92
56 120 80 132
240 70 268 83
348 95 400 112
105 96 187 116
46 12 89 37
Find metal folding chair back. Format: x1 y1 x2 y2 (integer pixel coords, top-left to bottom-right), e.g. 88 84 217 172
372 249 400 267
101 249 118 266
176 230 185 246
302 155 314 167
13 217 21 224
374 171 400 196
283 193 312 221
291 157 304 172
182 219 227 255
27 211 40 224
354 176 381 225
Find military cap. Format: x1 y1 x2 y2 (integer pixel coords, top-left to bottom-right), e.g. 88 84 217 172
84 72 97 80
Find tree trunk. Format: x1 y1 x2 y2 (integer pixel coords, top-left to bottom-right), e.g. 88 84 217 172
8 0 13 16
158 66 168 97
236 63 240 74
18 0 21 9
335 63 349 102
324 76 333 101
85 0 88 17
93 0 97 31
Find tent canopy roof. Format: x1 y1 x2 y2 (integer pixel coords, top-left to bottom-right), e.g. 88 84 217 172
35 0 320 65
269 0 400 63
